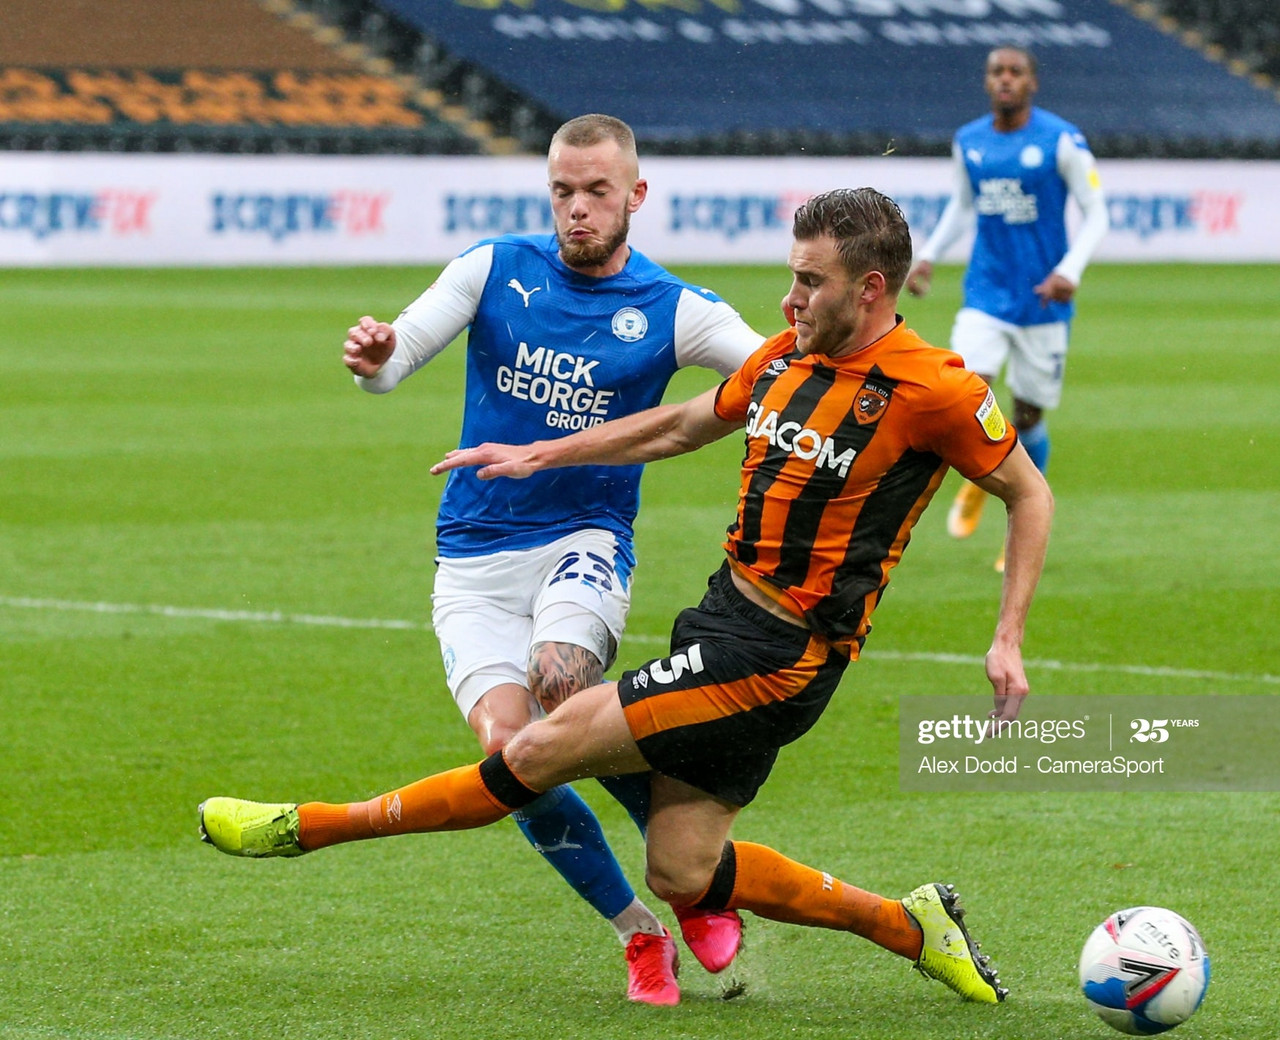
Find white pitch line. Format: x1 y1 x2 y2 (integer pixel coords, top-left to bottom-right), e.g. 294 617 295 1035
0 595 424 631
859 649 1280 686
3 595 1277 686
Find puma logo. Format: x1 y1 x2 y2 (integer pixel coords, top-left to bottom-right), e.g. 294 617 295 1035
508 279 542 307
531 826 583 854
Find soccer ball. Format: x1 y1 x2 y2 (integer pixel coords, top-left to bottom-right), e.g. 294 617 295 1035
1079 906 1210 1035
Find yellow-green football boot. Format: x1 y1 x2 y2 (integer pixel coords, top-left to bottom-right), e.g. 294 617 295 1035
902 882 1006 1003
198 797 304 858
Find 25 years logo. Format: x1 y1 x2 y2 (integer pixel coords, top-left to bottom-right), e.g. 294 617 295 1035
1129 717 1199 743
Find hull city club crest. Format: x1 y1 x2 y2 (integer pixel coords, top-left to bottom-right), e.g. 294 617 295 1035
853 377 893 425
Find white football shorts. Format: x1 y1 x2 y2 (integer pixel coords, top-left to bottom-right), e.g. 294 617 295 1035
950 307 1070 410
431 528 632 720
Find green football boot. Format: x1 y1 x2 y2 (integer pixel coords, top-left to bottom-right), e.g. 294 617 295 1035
902 882 1007 1003
198 797 304 858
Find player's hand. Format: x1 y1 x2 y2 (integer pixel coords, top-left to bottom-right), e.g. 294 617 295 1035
984 641 1029 737
343 316 397 377
1034 272 1076 306
430 443 538 481
781 298 796 327
905 261 933 298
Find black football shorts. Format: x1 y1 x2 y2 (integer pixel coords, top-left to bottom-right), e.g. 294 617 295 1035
617 564 848 806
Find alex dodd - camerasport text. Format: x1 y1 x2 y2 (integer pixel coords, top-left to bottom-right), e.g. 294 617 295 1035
917 755 1166 776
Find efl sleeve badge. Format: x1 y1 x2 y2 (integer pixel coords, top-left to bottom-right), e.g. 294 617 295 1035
975 389 1008 441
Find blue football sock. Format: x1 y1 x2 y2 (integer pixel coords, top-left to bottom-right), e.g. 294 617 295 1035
596 772 652 836
1019 420 1050 474
513 785 635 921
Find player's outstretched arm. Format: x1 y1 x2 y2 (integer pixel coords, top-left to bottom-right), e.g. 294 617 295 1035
431 386 738 481
975 445 1054 724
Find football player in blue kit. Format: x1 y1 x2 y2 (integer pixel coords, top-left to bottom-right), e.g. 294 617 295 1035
906 45 1108 571
341 114 764 1004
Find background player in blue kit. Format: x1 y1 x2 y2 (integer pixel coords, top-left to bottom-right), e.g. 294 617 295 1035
906 45 1108 571
341 114 763 1004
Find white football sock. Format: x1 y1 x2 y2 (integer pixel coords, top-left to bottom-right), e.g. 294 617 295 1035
610 896 666 944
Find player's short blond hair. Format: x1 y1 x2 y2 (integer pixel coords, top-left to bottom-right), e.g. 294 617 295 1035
550 114 637 161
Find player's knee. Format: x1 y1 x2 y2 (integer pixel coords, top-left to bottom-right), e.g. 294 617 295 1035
500 713 577 790
644 865 709 907
466 699 529 757
644 847 718 906
501 722 546 775
475 725 517 757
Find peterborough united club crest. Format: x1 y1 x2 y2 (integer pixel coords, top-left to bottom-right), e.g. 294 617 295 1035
611 307 648 342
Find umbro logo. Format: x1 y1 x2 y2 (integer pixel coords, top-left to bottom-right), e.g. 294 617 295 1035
507 278 542 307
385 793 402 823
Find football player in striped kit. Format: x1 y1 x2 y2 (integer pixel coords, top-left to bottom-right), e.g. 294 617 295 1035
202 188 1053 1010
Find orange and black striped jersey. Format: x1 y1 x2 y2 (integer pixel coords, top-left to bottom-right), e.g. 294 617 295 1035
713 319 1016 652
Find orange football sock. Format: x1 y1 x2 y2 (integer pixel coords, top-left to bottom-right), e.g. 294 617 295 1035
297 762 518 851
728 841 923 960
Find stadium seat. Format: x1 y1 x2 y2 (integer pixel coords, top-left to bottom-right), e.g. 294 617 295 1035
3 0 1277 156
0 0 488 154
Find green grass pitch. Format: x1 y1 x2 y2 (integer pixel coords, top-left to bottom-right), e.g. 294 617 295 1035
1 262 1277 1040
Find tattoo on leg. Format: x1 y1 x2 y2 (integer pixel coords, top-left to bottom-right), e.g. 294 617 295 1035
529 641 604 714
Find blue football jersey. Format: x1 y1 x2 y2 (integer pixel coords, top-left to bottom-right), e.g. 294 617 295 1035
436 234 742 559
955 107 1090 326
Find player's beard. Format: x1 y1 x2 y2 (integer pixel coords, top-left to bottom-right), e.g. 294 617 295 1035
556 210 631 270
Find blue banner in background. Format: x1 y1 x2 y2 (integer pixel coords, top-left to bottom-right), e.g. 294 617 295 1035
378 0 1280 143
4 154 1278 265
